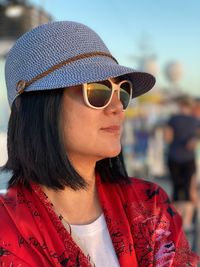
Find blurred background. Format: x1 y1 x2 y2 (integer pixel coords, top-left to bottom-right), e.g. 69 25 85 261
0 0 200 257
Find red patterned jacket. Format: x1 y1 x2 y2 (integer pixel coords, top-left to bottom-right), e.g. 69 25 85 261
0 176 199 266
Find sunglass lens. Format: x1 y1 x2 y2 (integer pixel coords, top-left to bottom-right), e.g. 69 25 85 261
86 83 112 108
120 82 132 109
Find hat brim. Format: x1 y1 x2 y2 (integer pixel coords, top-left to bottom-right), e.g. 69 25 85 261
16 55 155 101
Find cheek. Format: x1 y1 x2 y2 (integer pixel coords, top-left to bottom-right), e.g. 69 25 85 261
61 109 97 150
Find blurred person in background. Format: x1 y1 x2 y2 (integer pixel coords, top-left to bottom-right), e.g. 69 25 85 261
192 98 200 131
164 95 199 204
191 98 200 202
0 21 199 266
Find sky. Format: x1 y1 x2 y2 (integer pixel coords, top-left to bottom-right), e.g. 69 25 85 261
29 0 200 95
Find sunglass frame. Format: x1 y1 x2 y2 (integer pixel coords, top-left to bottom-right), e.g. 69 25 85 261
82 79 132 110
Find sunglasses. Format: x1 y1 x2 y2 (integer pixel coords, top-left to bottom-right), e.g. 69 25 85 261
82 79 132 110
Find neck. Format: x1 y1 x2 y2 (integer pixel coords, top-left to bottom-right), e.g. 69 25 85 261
68 152 100 182
42 159 102 225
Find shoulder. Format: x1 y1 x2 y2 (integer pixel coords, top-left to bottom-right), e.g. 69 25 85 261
0 187 17 210
0 185 50 265
0 184 22 204
0 187 20 229
114 177 182 232
0 188 21 256
117 177 178 220
121 177 170 203
0 185 36 234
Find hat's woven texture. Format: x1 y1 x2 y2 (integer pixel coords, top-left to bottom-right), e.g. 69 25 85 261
5 21 155 106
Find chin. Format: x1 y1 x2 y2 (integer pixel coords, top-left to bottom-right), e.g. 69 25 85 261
103 147 121 158
95 143 121 160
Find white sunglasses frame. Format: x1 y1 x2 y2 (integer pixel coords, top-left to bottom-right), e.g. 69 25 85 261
82 79 133 110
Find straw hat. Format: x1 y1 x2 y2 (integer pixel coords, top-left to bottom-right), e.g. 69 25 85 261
5 21 156 106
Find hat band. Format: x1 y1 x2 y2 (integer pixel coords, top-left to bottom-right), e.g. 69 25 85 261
16 51 118 94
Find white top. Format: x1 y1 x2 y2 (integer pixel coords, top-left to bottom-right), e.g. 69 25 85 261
70 213 120 267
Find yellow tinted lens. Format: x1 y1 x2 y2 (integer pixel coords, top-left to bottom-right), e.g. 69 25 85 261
86 83 112 107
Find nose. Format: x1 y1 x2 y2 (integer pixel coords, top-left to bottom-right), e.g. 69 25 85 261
104 90 124 114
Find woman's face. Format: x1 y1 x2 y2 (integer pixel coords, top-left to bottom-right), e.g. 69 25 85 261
60 80 126 163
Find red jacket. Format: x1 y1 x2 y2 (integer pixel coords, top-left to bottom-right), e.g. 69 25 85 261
0 176 199 266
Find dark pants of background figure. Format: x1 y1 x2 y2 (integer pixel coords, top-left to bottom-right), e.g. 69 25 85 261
168 158 196 201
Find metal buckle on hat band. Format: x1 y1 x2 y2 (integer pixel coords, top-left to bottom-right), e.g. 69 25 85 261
15 51 118 95
16 80 27 94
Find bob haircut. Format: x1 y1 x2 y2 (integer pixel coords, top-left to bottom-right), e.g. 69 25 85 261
3 88 130 190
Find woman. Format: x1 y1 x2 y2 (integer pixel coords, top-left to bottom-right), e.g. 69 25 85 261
0 21 199 266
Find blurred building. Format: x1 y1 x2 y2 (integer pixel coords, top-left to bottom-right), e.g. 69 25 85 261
0 0 52 176
0 0 52 57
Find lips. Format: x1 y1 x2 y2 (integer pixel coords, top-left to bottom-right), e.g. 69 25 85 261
100 125 121 134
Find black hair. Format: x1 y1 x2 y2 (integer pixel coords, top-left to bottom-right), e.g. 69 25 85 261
2 89 130 190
